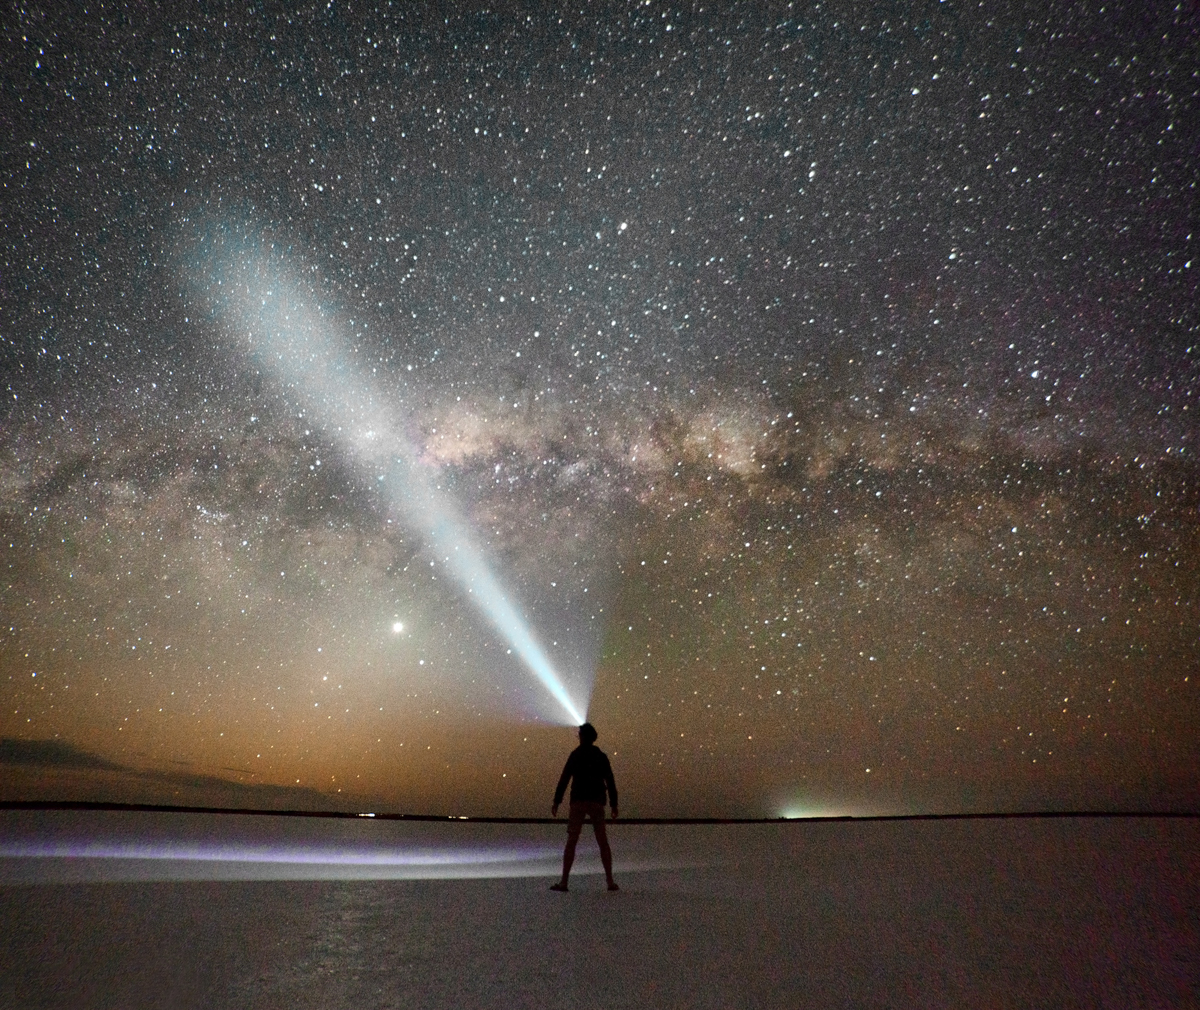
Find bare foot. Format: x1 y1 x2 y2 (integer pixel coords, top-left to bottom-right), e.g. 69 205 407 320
549 882 569 892
607 881 620 892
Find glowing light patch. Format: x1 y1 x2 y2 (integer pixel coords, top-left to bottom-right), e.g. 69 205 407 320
0 839 574 882
0 830 677 884
190 228 588 725
0 839 550 865
392 621 404 634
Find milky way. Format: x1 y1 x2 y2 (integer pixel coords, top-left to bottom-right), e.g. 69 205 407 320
2 3 1197 816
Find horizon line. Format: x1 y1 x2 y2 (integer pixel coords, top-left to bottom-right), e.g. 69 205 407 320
1 800 1196 824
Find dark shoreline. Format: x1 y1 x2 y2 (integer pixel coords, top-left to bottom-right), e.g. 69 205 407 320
2 799 1195 824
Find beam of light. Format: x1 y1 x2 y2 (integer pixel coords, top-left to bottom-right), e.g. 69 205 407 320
189 227 587 725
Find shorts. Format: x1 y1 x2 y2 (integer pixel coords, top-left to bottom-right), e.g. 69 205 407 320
566 801 607 836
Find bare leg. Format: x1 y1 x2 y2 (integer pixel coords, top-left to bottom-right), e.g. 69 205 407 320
556 828 581 889
593 818 617 890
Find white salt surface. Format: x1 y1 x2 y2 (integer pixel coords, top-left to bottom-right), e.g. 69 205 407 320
1 811 1196 1008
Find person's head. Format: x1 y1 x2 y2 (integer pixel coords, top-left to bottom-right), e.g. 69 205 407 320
578 722 598 745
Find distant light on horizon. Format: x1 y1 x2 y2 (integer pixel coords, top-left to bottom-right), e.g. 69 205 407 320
778 803 855 821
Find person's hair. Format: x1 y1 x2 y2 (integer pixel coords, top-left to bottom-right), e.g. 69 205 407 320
578 722 598 744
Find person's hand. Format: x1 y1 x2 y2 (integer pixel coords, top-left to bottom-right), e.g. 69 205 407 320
551 803 559 818
610 806 619 820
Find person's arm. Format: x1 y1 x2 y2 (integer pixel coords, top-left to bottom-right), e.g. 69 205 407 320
604 756 618 819
551 754 573 816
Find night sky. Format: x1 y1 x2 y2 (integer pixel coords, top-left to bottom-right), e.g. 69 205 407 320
2 2 1197 817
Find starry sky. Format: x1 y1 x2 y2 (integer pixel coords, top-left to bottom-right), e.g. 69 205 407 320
2 2 1197 817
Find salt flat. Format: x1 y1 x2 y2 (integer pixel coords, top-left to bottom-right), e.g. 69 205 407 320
0 811 1195 1008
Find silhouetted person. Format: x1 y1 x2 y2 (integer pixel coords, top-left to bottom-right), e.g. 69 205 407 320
550 722 619 892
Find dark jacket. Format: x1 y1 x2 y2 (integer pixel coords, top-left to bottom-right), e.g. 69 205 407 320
553 743 618 808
